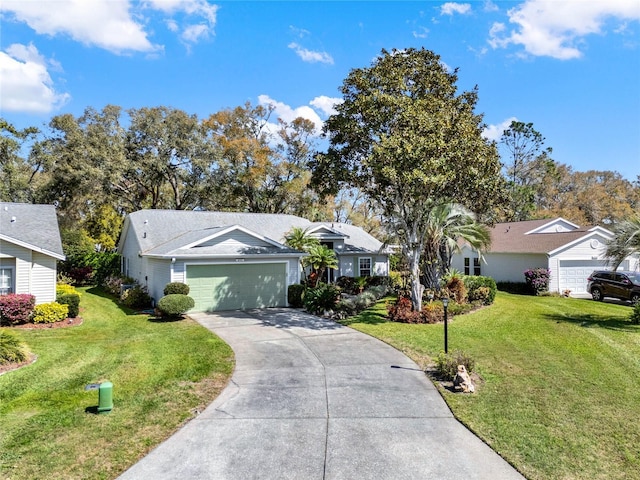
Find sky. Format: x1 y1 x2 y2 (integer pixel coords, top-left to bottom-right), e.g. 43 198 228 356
1 0 639 181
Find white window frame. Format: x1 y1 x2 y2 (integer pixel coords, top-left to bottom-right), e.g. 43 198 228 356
358 257 372 277
0 267 14 296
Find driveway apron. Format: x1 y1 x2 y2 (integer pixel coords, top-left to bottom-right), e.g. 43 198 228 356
119 309 524 480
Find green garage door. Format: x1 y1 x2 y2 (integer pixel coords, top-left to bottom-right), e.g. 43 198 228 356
187 263 287 312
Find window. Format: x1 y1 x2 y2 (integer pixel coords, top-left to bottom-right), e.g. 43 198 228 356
359 258 372 277
464 258 480 276
473 258 481 276
0 268 13 295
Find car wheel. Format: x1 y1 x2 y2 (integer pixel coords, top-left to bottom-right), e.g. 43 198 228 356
631 293 640 305
591 287 603 301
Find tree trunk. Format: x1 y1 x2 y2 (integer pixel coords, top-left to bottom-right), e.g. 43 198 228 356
408 246 424 312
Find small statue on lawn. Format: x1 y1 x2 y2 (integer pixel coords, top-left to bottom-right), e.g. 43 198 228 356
453 364 475 393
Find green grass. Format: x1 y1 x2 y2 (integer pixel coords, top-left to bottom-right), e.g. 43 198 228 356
343 293 640 480
0 287 234 480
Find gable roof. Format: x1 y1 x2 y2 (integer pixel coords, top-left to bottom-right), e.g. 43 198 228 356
485 218 612 254
0 202 65 260
121 210 385 257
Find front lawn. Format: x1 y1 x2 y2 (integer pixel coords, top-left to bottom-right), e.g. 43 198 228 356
0 288 234 480
343 292 640 480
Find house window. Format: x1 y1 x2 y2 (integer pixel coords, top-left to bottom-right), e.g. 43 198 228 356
0 268 13 295
473 258 481 276
359 258 372 277
464 258 470 275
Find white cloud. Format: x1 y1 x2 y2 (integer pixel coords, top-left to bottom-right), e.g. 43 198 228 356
0 0 218 54
0 0 158 54
258 95 325 133
441 3 472 16
0 43 70 113
145 0 218 46
412 26 430 39
482 117 517 142
483 1 499 13
489 0 640 59
288 42 334 65
310 96 343 117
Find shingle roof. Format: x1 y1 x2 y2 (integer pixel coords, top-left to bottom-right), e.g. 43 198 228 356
0 202 65 259
124 210 384 256
487 219 604 254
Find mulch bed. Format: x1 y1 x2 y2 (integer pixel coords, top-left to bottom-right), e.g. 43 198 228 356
9 317 83 330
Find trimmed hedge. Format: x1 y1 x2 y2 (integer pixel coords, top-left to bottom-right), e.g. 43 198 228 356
157 294 195 318
0 294 36 325
56 293 80 318
463 275 497 305
287 284 306 308
163 282 190 296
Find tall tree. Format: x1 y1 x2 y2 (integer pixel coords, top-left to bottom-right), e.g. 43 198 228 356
123 106 207 211
313 48 505 310
202 102 322 216
0 119 41 202
499 121 553 221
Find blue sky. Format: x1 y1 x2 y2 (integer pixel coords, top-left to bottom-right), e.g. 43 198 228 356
1 0 639 181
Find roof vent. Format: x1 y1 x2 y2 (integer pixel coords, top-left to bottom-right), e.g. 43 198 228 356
10 216 16 223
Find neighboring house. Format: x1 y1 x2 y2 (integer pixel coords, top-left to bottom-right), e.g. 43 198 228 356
451 217 640 296
0 203 65 304
118 210 389 312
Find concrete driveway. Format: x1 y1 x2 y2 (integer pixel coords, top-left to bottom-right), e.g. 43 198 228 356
119 309 524 480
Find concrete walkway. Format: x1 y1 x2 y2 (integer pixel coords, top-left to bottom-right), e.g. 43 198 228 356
119 309 524 480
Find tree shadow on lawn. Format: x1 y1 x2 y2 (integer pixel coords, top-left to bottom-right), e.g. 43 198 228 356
85 287 153 317
542 311 639 332
340 308 389 326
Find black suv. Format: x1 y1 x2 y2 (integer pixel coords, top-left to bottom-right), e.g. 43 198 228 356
587 271 640 304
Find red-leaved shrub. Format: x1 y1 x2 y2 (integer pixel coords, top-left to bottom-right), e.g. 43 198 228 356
0 294 36 325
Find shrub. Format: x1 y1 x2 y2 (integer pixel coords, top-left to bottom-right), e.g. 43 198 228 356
87 251 120 285
336 297 357 316
435 350 476 380
0 294 36 326
287 284 306 308
0 331 28 365
103 275 136 296
157 294 195 318
464 276 497 305
163 282 190 296
524 268 551 295
387 297 437 324
496 282 529 295
421 302 444 323
67 266 94 286
630 302 640 325
304 283 341 315
120 285 152 309
335 276 358 294
56 293 80 318
56 283 81 297
32 302 69 323
445 276 467 304
355 291 377 310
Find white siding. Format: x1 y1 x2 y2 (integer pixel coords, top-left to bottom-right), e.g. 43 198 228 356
374 256 388 276
198 230 274 248
31 253 57 303
146 258 172 304
0 240 57 304
453 248 548 283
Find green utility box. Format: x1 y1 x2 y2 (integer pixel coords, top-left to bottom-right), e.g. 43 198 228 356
97 381 113 413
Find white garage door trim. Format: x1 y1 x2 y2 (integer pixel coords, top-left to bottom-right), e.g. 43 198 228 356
186 261 288 312
558 259 609 295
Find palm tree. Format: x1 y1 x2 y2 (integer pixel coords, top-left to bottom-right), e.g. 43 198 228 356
605 215 640 269
284 227 320 283
304 244 339 288
422 203 491 291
